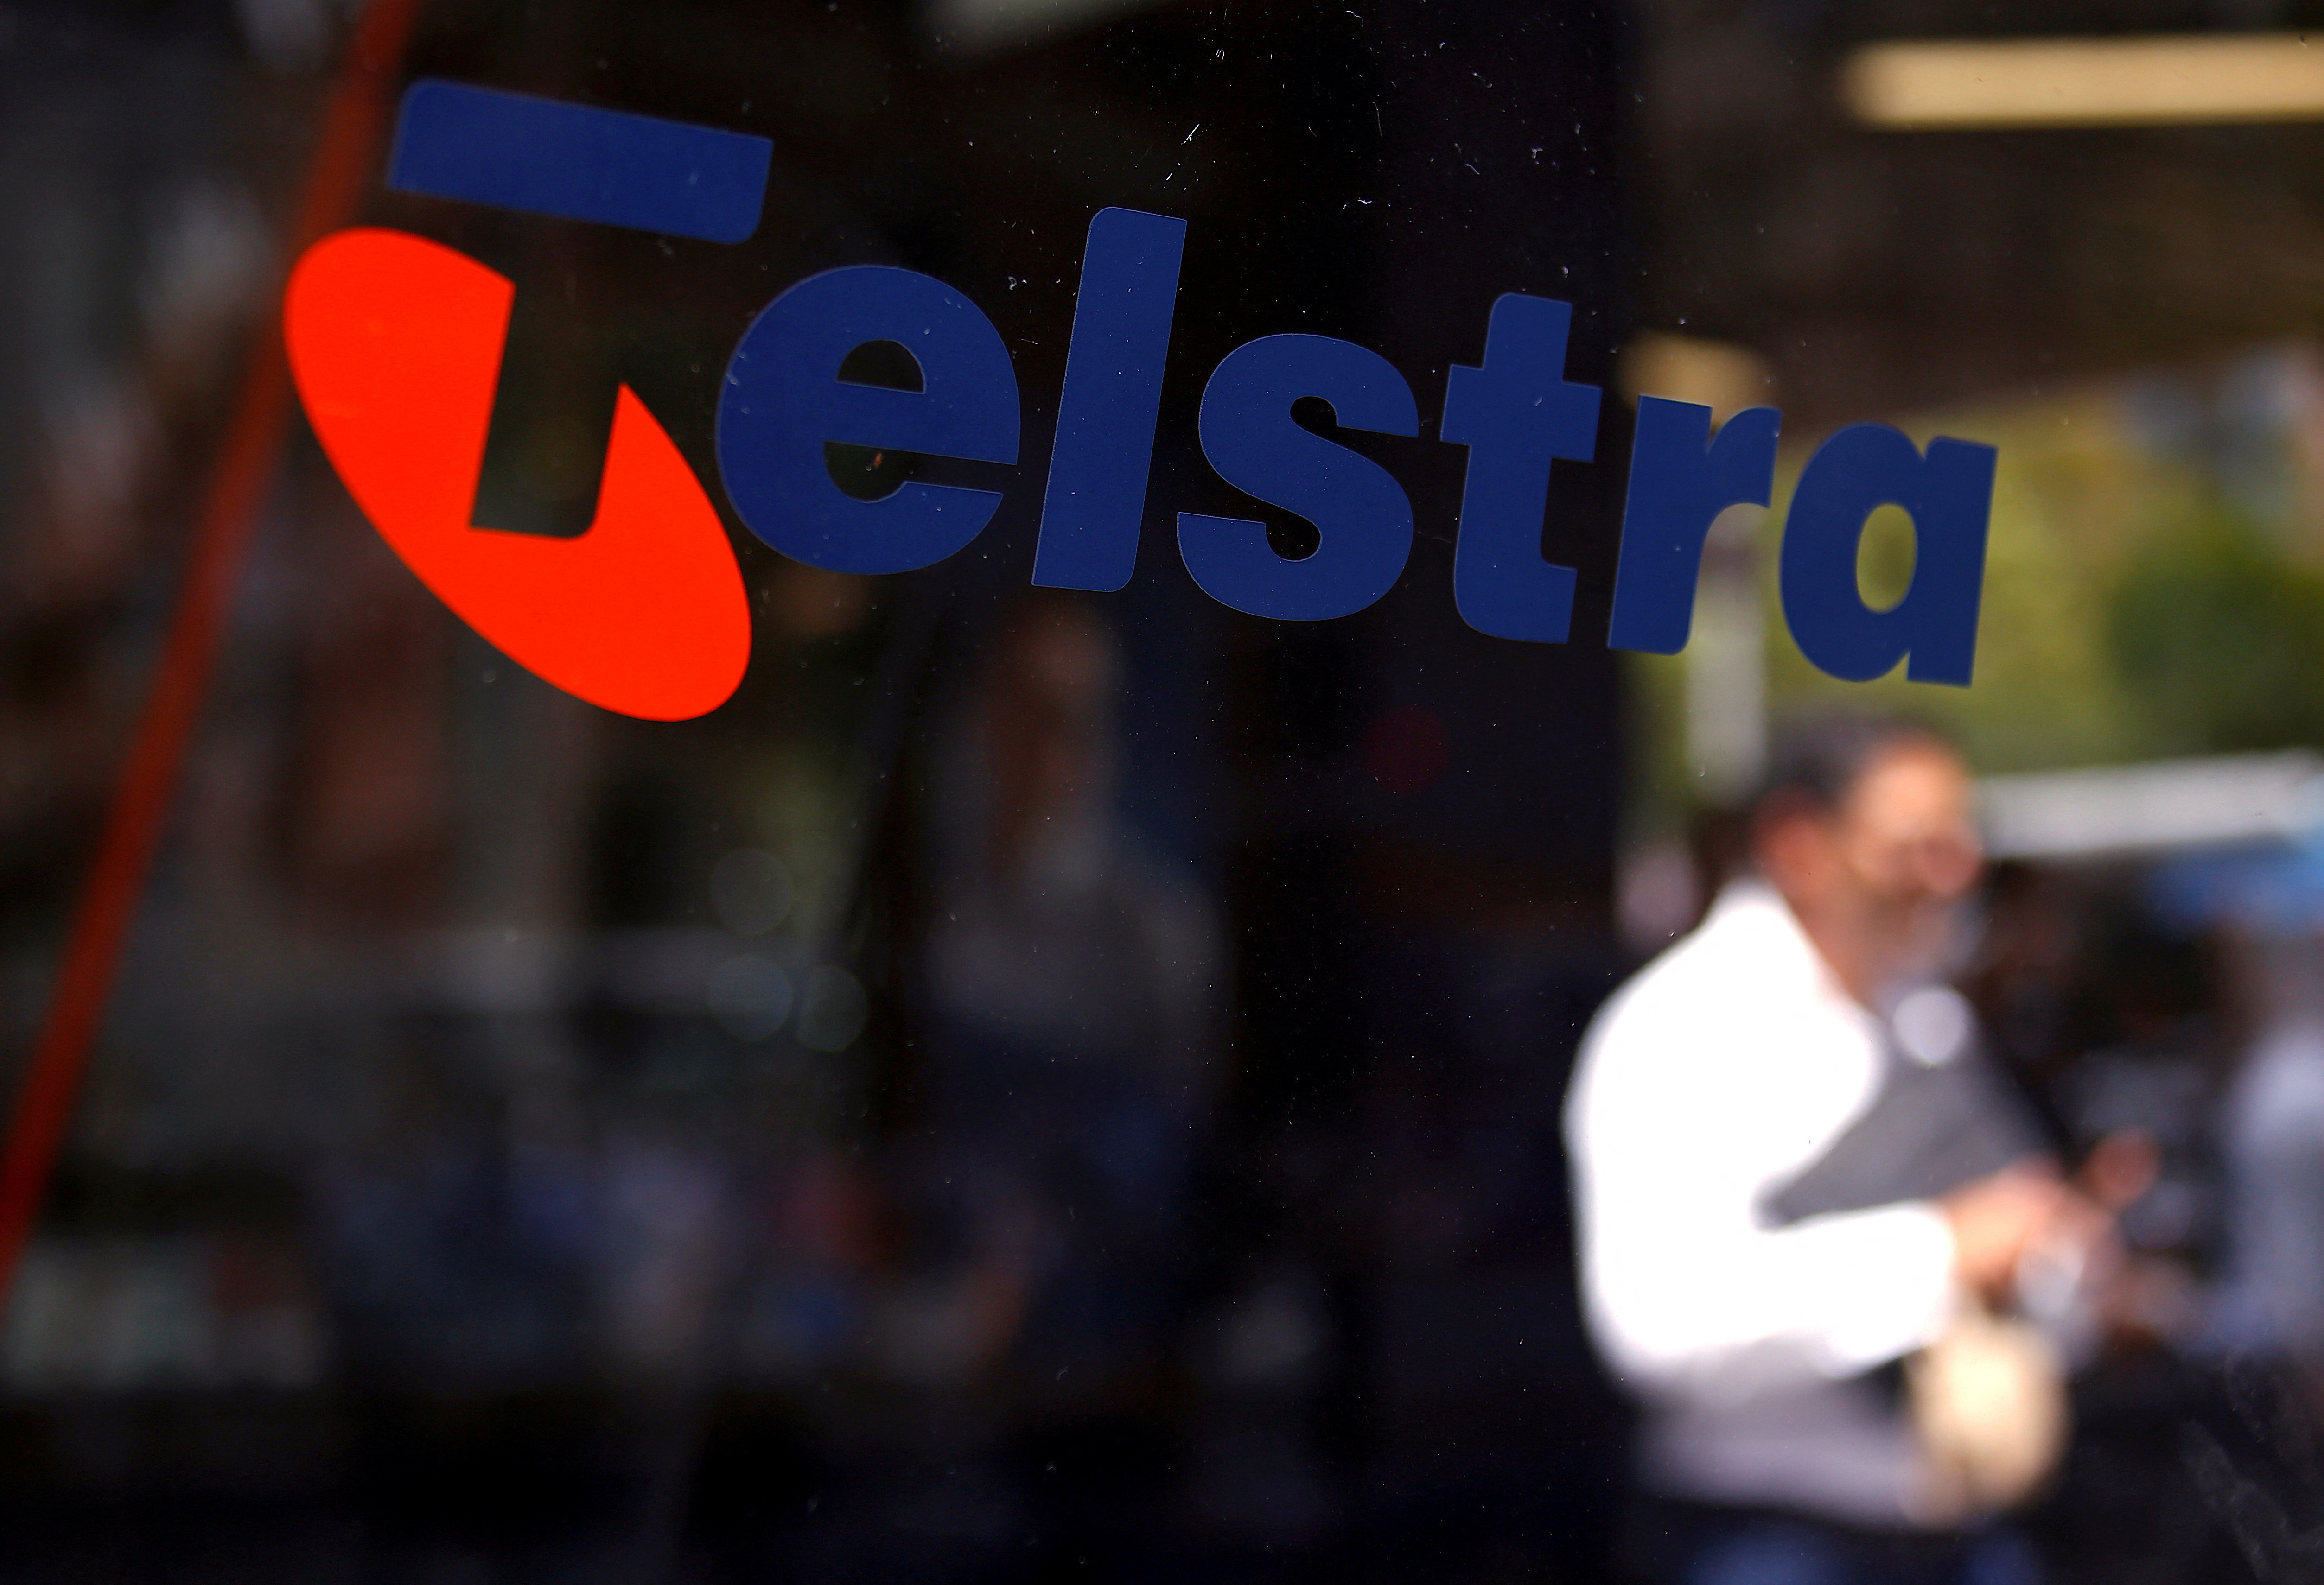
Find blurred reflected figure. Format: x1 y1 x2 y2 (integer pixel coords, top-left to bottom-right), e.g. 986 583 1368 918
909 594 1220 1406
1566 714 2092 1585
2216 932 2324 1383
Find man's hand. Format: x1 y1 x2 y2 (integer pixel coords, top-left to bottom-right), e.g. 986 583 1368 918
1942 1165 2067 1301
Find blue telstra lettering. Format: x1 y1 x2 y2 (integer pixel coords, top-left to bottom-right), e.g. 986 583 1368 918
1608 398 1781 654
716 265 1019 576
390 79 772 245
358 82 2004 711
1178 333 1420 622
1032 207 1187 592
1440 294 1602 643
1778 424 1997 686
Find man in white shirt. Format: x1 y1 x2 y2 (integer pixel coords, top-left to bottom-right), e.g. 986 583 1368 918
1566 714 2078 1585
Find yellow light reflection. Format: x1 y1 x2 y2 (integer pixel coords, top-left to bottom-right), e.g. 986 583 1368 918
1845 34 2324 128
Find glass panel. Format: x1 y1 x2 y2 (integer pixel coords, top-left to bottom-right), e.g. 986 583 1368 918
0 2 2318 1580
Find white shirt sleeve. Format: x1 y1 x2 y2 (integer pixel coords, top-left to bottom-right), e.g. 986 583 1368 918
1566 941 1960 1407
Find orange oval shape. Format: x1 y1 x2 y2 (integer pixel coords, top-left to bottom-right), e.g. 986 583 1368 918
285 227 751 721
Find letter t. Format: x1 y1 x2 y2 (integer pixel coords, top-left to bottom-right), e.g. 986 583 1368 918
1439 294 1603 643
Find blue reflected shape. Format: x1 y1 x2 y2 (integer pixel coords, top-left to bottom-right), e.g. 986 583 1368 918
1179 333 1419 622
717 265 1020 575
1609 398 1781 654
389 79 772 244
1778 424 1996 686
2151 839 2324 934
1033 207 1187 592
1439 293 1601 643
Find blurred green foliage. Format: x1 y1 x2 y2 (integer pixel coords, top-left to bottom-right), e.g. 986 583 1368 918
2105 508 2324 756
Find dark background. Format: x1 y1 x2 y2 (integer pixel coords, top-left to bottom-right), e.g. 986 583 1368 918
0 0 2320 1580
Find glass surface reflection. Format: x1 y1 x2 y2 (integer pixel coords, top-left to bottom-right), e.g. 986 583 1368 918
6 1 2324 1581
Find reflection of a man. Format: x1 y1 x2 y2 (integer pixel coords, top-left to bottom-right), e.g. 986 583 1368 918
2217 931 2324 1387
1566 715 2102 1585
906 594 1220 1402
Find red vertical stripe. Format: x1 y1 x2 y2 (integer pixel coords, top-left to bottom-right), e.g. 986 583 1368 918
0 0 425 1309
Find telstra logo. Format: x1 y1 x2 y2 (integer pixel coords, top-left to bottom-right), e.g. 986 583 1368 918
287 80 1997 722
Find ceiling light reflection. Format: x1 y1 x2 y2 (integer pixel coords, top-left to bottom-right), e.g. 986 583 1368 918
1846 34 2324 129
